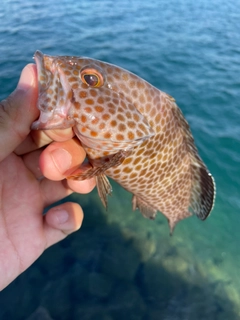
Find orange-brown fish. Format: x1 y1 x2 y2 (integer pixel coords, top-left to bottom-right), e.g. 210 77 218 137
32 50 215 233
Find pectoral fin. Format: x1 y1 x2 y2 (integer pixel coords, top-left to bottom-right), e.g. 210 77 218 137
67 150 131 180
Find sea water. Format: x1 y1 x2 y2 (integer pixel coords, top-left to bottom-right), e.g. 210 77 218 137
0 0 240 319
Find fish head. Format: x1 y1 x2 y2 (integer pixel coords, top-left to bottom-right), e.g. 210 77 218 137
32 51 154 151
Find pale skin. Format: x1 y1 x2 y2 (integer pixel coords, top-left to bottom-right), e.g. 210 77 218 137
0 64 96 290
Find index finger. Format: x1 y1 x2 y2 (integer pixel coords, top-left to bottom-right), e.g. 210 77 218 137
0 64 39 161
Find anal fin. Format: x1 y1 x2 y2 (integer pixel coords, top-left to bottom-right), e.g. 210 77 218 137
167 211 192 236
132 195 157 219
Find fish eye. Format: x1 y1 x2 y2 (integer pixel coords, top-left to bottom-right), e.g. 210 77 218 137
80 67 104 88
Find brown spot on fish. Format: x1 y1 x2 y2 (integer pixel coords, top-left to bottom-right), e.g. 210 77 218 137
106 67 113 74
139 94 146 104
109 107 116 115
128 131 135 140
90 131 98 137
40 75 46 82
85 98 94 105
137 81 145 90
128 121 136 129
122 73 129 81
91 118 99 125
129 80 136 88
95 106 104 113
84 107 92 113
118 123 126 132
79 91 87 98
102 113 110 121
110 120 117 127
113 73 120 80
132 89 138 98
123 166 132 173
90 89 98 97
104 132 111 139
74 101 81 109
116 134 124 141
81 115 87 123
69 76 78 82
117 114 125 122
99 122 105 130
97 97 104 104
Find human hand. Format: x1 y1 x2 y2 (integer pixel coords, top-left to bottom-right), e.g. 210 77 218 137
0 64 95 290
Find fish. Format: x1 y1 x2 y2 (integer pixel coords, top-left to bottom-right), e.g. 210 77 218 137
32 50 215 233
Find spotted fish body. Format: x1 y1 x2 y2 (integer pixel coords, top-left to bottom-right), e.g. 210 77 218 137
32 51 215 233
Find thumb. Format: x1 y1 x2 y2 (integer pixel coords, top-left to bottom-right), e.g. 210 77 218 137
43 202 84 248
0 64 38 161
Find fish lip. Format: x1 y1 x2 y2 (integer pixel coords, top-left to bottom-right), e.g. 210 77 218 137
34 50 49 95
34 50 44 78
31 112 75 130
34 50 54 92
34 50 44 62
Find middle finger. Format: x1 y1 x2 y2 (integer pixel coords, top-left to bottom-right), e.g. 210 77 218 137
23 137 86 180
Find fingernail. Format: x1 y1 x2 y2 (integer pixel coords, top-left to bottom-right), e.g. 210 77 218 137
55 209 69 224
50 148 72 173
17 65 35 92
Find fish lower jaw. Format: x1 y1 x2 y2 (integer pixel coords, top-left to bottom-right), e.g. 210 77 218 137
31 112 74 130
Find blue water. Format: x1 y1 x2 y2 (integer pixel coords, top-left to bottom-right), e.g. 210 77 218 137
0 0 240 319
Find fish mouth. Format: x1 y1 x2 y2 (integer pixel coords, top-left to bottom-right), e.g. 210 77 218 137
31 112 74 130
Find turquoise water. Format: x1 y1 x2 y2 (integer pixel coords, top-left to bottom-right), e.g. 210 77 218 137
0 0 240 319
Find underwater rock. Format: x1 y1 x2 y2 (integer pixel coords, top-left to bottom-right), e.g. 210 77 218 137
67 264 91 300
88 272 113 298
73 305 113 320
40 276 73 319
108 282 146 320
38 245 67 279
141 257 177 304
100 241 141 281
162 255 189 277
26 307 53 320
121 229 157 263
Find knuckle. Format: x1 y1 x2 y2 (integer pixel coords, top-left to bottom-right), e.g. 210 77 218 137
0 94 28 141
0 99 11 126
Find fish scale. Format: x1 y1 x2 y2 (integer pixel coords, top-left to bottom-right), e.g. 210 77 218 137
32 50 216 233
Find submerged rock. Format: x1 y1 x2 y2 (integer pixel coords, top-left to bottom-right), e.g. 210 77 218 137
26 307 53 320
100 241 141 281
88 272 113 298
